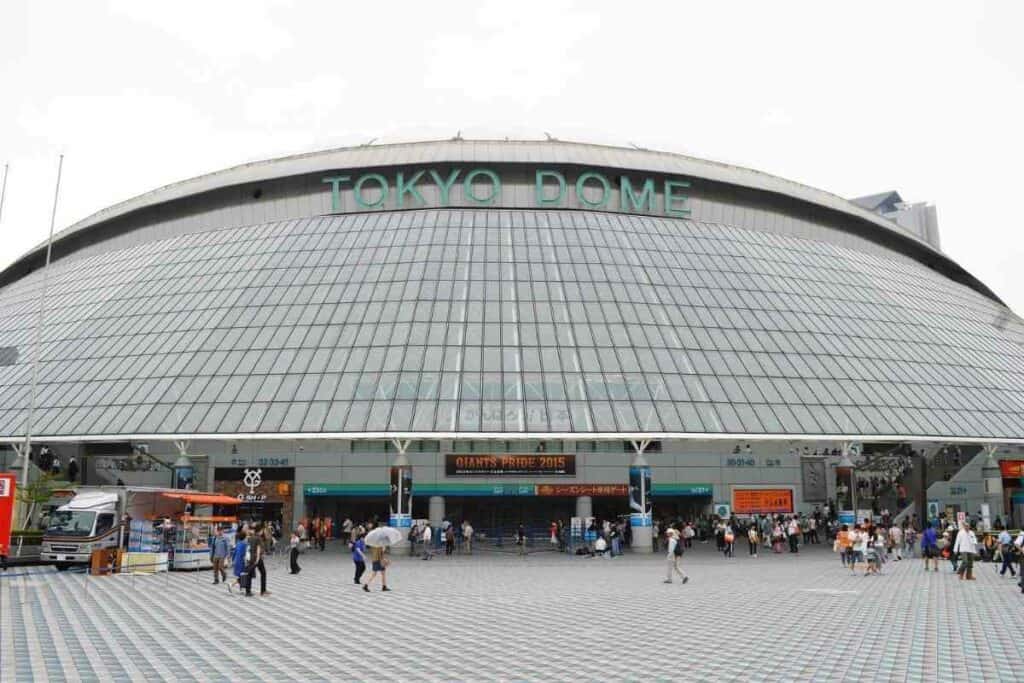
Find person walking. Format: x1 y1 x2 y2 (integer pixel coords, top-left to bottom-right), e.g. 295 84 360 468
362 545 390 592
463 521 474 555
289 528 301 575
953 522 978 581
210 527 229 584
835 524 852 568
246 524 270 596
723 525 735 558
1015 530 1024 593
516 524 527 557
229 530 249 594
997 528 1017 579
921 523 939 572
351 533 367 585
747 525 759 558
444 525 455 556
889 523 903 561
421 524 433 560
787 517 800 554
663 529 689 584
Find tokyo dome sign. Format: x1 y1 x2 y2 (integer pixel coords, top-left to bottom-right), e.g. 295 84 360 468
322 167 691 217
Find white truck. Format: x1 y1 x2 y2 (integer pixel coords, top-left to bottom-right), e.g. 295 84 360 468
41 486 210 569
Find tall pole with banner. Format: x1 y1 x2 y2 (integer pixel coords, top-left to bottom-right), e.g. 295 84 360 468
628 446 653 553
835 443 857 526
389 452 412 536
0 473 15 562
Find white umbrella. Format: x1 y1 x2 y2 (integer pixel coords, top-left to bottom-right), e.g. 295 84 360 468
365 526 403 547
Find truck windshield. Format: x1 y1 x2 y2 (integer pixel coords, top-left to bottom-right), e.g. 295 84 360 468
47 510 97 537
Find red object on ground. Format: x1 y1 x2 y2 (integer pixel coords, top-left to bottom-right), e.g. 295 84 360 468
0 474 15 557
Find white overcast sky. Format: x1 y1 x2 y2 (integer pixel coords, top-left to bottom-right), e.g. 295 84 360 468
2 1 1023 311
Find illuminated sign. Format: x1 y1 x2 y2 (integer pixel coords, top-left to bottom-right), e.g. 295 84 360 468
445 454 576 476
536 484 628 497
323 168 691 217
999 460 1024 478
732 488 794 514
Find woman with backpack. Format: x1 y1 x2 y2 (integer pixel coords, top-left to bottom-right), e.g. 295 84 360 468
663 528 689 584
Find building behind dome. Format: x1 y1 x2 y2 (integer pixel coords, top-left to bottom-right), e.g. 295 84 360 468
2 138 1023 540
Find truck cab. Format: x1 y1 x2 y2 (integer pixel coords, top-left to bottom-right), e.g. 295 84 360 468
41 490 120 569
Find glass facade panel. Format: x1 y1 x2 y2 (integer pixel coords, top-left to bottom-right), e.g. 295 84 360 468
0 208 1021 441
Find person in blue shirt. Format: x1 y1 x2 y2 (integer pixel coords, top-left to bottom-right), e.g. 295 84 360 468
352 533 367 585
229 530 249 594
921 524 939 572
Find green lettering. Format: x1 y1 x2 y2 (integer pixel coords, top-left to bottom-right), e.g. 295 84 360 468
575 171 610 209
535 169 566 206
322 175 351 212
354 173 389 209
620 176 655 213
464 168 500 205
428 168 461 205
664 179 692 217
395 170 426 208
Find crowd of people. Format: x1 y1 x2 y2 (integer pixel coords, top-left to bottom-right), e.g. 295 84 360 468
833 517 1024 589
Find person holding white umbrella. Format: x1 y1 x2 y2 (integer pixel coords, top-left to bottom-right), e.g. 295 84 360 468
363 526 401 592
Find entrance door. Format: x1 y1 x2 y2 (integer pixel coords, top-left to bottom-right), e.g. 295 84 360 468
306 497 390 533
440 497 576 538
652 495 712 521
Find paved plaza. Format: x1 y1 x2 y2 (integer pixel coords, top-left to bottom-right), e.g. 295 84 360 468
1 543 1022 682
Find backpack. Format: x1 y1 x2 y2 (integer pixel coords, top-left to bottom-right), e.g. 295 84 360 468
673 540 684 557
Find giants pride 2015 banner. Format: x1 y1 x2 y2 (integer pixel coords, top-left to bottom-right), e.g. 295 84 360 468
445 454 575 476
0 474 15 557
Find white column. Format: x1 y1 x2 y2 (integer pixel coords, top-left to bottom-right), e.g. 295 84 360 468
429 496 445 529
575 495 593 519
630 448 653 554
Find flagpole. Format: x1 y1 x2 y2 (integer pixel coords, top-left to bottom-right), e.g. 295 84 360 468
20 154 63 527
0 163 9 225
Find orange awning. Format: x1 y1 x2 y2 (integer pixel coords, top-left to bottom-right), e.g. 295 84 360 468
161 492 240 505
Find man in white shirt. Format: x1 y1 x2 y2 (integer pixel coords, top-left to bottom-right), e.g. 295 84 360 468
889 524 903 561
421 524 433 560
953 522 977 580
663 529 689 584
997 528 1016 578
462 521 474 555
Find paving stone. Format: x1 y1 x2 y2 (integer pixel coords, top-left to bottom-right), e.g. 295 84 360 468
1 544 1022 681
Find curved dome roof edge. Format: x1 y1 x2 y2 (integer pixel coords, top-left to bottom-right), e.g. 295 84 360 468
2 137 1004 304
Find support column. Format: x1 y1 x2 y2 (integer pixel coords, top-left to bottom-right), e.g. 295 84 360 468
575 495 593 519
981 444 1002 531
629 441 653 554
835 442 856 526
429 496 445 529
388 440 412 545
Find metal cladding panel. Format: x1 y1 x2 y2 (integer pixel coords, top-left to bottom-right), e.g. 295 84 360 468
0 209 1022 441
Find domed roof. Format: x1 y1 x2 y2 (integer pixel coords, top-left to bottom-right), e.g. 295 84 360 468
0 205 1022 443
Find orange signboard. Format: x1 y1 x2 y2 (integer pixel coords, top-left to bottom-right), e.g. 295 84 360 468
1000 460 1024 478
732 488 794 514
536 484 628 497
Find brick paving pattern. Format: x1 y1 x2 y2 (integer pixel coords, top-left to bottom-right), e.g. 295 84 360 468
1 543 1022 681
